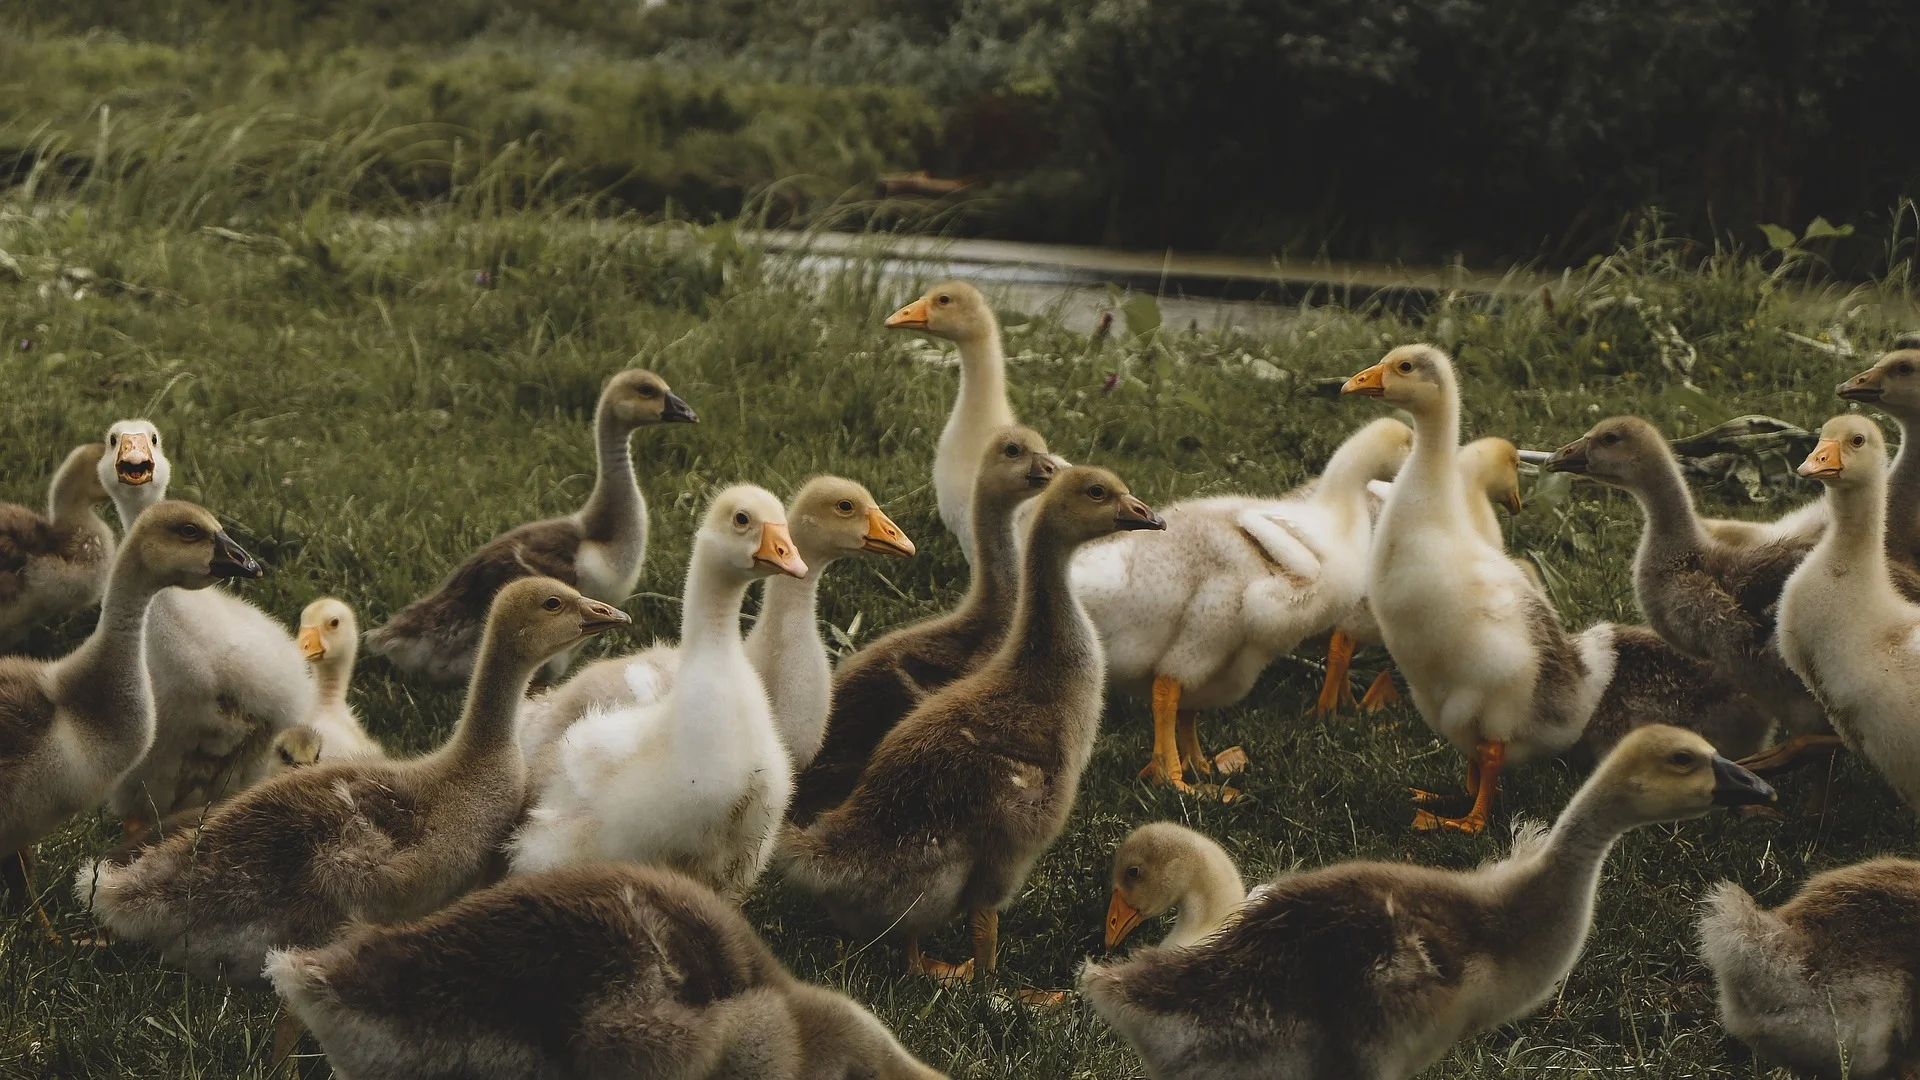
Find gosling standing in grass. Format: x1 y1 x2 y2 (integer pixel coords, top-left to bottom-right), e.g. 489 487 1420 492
1080 726 1776 1080
367 369 694 684
781 466 1164 981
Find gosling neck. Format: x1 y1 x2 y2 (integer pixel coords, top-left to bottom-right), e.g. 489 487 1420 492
1493 780 1632 976
957 489 1031 626
1625 449 1711 555
313 651 354 708
1884 417 1920 559
999 514 1097 683
1315 439 1395 529
1807 473 1900 615
49 552 160 739
1399 382 1466 515
747 556 828 658
949 327 1016 444
108 481 164 532
577 405 641 544
49 452 106 530
445 626 547 770
1165 847 1247 948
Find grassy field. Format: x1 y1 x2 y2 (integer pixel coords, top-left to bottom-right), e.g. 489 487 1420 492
2 183 1920 1078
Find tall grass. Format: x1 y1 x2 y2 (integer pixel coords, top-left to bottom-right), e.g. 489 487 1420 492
3 141 1920 1077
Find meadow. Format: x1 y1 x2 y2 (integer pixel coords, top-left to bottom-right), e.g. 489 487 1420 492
4 160 1920 1077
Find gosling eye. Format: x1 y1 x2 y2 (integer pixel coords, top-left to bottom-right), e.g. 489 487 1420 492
1602 432 1620 445
543 596 562 612
1853 434 1867 447
1397 361 1414 373
1900 362 1914 375
1668 750 1697 768
1004 443 1021 457
1088 484 1108 500
151 432 160 445
328 617 341 629
177 523 203 541
1124 865 1141 882
638 384 658 398
836 500 854 514
733 511 751 527
109 434 118 446
937 293 952 305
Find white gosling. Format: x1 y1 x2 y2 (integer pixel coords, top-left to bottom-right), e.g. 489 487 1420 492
1103 822 1250 952
294 597 383 762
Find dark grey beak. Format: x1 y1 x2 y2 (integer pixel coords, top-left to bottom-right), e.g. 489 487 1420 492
210 531 263 579
1028 453 1065 487
577 598 633 635
1116 496 1166 531
1710 754 1777 807
1837 373 1884 403
661 391 699 424
1544 438 1590 474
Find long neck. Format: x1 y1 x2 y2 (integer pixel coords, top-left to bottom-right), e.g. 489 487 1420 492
314 653 353 708
1399 385 1466 518
49 457 104 529
1490 784 1629 975
49 555 158 730
746 567 824 661
1809 475 1901 615
445 634 541 769
955 492 1026 624
1314 442 1389 528
671 544 759 759
1884 417 1920 557
577 407 640 542
952 331 1015 438
1628 452 1710 553
744 557 829 734
1000 519 1094 680
109 484 163 532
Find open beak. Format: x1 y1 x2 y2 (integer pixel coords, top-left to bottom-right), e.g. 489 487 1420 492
1838 369 1885 403
1341 363 1387 397
1115 495 1166 531
575 597 632 635
661 391 699 424
115 432 156 486
1544 438 1591 474
1029 453 1065 488
297 626 327 661
209 531 263 579
861 507 916 557
1799 439 1845 480
1710 754 1777 808
885 296 931 330
1503 488 1525 514
1105 890 1145 950
754 522 809 578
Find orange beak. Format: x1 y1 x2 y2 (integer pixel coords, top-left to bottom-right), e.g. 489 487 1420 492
754 522 809 578
1105 889 1145 950
885 296 931 330
115 431 156 485
1342 363 1387 397
1504 489 1524 514
297 626 326 661
1799 439 1845 480
861 507 915 557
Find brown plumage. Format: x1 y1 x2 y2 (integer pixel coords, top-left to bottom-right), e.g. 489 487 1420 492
1700 857 1920 1079
780 465 1163 978
0 443 114 647
266 864 945 1080
1083 727 1777 1080
1546 415 1920 743
1571 624 1774 764
77 577 630 986
366 370 695 684
788 425 1061 825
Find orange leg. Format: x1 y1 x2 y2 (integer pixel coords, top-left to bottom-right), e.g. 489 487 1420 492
1738 733 1846 776
1413 741 1505 834
1359 670 1401 711
1139 676 1193 792
905 937 974 983
1175 711 1215 777
1315 630 1358 715
971 908 999 980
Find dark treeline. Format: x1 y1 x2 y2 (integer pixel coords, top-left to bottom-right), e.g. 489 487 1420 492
13 0 1920 268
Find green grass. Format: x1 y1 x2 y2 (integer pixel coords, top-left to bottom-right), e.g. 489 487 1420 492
2 193 1919 1079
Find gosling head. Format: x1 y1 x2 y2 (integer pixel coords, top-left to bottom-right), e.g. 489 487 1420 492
270 726 324 772
484 577 632 670
1105 822 1224 950
122 501 262 590
601 368 698 429
786 477 915 567
1341 344 1455 414
97 419 172 523
1348 417 1415 481
1460 436 1526 514
974 424 1065 510
1543 415 1667 490
297 597 358 667
1590 725 1774 825
1838 348 1920 415
884 280 997 346
1799 414 1887 489
1031 465 1163 546
700 485 809 580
